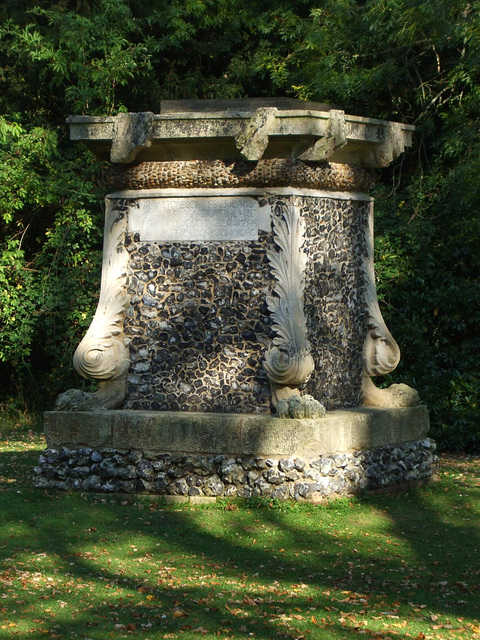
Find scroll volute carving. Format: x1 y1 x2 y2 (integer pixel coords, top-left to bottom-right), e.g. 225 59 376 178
363 303 401 378
362 202 420 408
55 201 131 411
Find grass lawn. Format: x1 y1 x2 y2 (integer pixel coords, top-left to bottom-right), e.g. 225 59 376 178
0 427 479 639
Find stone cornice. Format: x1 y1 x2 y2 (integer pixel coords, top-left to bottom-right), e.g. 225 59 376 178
67 101 414 167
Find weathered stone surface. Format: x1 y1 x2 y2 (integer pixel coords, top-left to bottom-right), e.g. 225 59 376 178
304 468 321 482
68 102 414 166
272 485 292 501
278 458 295 473
220 459 245 484
129 195 271 242
264 468 286 484
246 470 261 486
59 99 421 422
44 412 113 448
138 460 154 481
203 474 224 496
44 406 429 455
167 478 189 495
254 476 273 496
81 475 103 491
45 102 428 501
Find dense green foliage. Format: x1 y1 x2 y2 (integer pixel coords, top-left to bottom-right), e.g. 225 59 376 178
0 0 478 450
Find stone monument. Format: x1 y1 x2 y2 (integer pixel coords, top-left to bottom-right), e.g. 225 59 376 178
34 99 437 500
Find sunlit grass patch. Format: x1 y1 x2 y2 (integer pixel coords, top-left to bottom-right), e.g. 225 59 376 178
0 433 479 639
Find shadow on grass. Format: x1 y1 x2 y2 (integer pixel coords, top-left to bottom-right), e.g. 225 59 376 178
1 447 480 639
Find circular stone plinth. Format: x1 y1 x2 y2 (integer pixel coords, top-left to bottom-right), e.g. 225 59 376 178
34 407 436 501
34 438 437 501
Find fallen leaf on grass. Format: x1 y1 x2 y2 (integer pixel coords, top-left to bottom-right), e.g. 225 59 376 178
225 605 242 615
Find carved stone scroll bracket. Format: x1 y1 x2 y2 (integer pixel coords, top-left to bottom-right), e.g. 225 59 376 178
264 202 326 419
235 107 278 161
299 109 347 162
361 121 410 168
55 201 131 411
361 202 420 407
110 112 154 163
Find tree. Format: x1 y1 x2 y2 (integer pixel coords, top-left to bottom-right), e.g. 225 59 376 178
270 0 480 450
0 0 311 409
0 0 478 450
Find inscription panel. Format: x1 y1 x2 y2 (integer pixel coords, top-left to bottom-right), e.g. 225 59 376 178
128 196 271 242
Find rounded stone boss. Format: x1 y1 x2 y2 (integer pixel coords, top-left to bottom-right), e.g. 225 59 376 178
56 99 420 418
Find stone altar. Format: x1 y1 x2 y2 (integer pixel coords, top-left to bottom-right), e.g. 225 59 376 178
35 99 437 500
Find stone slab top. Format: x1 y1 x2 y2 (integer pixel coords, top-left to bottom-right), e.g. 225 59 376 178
158 98 336 113
67 98 414 166
44 405 429 457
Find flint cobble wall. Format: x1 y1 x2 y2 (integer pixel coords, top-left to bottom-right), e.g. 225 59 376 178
34 438 437 501
122 194 370 412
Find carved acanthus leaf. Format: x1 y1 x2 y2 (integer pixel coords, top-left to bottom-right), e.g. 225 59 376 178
53 201 133 411
264 204 314 388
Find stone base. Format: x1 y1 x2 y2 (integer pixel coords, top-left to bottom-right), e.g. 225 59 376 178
34 407 437 501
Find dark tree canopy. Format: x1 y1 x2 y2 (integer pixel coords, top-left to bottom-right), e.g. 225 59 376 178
0 0 478 450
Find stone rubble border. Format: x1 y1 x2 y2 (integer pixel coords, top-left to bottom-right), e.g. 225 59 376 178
33 438 437 502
